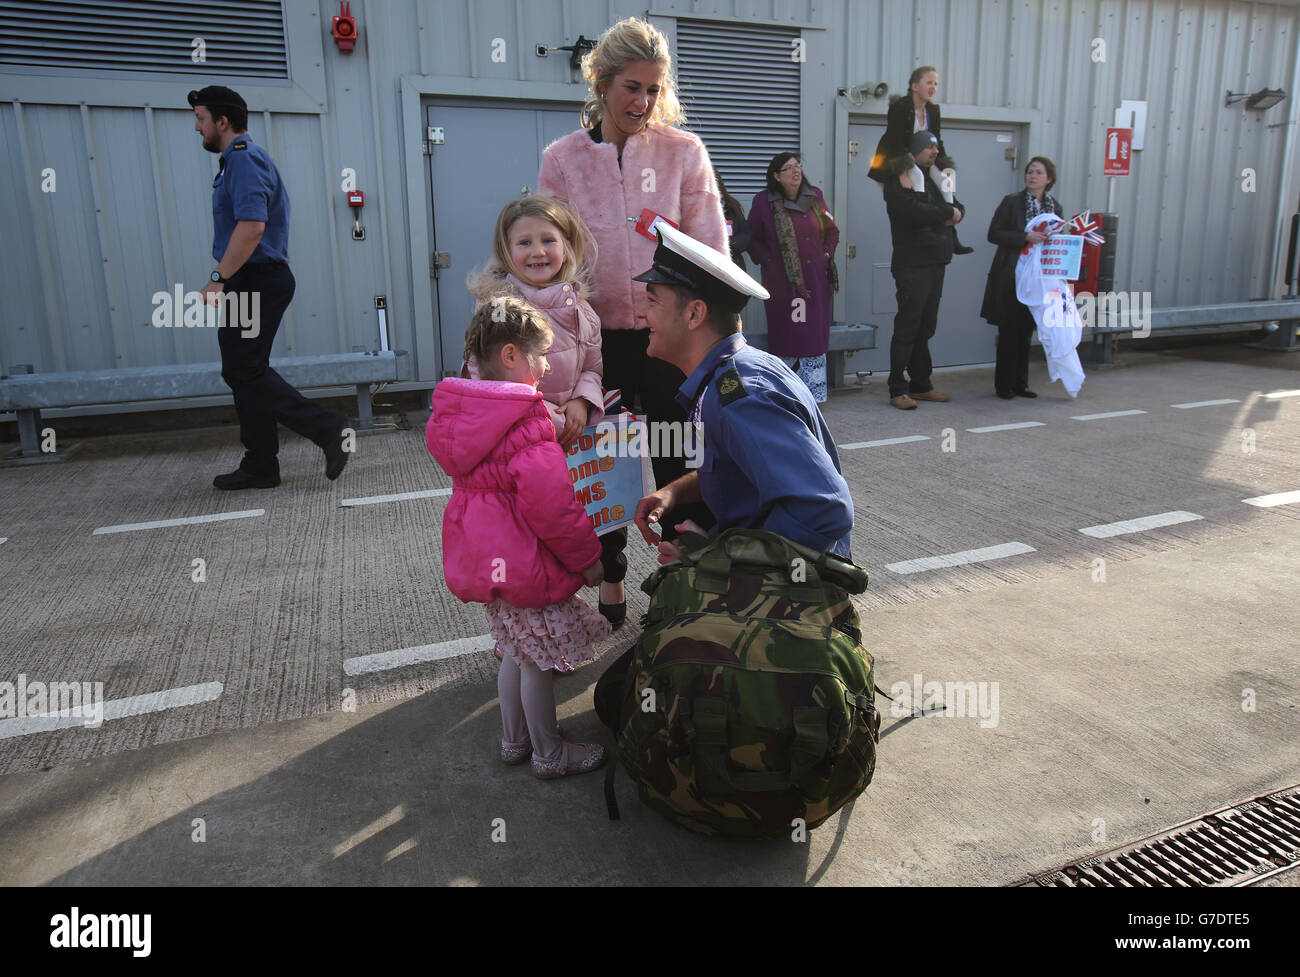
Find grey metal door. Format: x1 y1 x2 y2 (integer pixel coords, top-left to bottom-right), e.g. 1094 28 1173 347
425 101 577 376
845 120 1024 375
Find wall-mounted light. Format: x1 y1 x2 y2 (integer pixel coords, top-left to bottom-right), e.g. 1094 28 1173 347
1225 88 1287 110
535 35 597 70
840 82 889 106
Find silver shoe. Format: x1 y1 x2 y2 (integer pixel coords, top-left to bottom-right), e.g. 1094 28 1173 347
531 741 607 780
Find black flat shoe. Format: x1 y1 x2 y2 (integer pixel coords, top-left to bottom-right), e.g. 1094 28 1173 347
953 244 975 255
213 469 280 490
1013 388 1038 398
598 601 626 631
995 390 1015 400
324 428 350 480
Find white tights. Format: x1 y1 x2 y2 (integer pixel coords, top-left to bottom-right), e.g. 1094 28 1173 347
497 653 563 762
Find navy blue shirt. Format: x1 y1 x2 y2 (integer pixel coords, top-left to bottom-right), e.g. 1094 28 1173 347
677 333 854 557
211 133 290 264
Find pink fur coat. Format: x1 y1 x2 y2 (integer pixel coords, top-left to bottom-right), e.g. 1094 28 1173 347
538 123 727 332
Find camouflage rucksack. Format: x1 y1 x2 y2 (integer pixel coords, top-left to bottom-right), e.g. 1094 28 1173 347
606 528 879 839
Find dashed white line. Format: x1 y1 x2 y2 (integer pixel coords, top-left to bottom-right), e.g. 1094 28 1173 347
92 509 264 536
1263 389 1300 400
0 537 7 545
343 634 495 676
966 422 1046 434
1078 511 1203 538
1171 399 1240 409
884 542 1036 575
0 681 224 739
1070 409 1148 421
1242 490 1300 508
340 488 452 507
839 435 931 450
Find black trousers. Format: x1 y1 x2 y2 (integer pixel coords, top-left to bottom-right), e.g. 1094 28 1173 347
994 301 1034 393
216 262 345 476
598 328 714 582
888 263 946 398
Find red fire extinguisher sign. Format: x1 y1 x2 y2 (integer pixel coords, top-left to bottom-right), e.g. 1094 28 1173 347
1104 128 1132 177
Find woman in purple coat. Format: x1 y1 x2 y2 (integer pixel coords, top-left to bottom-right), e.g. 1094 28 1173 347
747 152 840 402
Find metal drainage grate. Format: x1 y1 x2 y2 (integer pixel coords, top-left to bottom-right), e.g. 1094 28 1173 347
1017 785 1300 887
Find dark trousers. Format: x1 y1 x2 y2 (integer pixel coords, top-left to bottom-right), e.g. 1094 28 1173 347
598 328 714 582
216 262 345 476
888 264 946 398
994 302 1034 393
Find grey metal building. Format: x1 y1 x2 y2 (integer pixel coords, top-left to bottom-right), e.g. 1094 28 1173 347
2 0 1297 411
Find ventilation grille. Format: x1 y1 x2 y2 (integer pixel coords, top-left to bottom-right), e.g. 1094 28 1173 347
0 0 288 78
676 20 801 201
1018 785 1300 887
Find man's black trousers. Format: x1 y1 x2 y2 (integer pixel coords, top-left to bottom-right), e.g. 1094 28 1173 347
888 263 947 398
217 262 344 476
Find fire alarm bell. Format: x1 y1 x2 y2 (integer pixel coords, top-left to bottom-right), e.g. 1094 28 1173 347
347 190 364 208
332 1 357 53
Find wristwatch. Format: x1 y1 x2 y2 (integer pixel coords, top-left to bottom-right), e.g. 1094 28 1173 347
210 270 227 285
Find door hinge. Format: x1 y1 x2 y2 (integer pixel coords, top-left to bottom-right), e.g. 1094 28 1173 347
848 139 860 158
846 244 856 259
430 251 451 278
423 125 444 155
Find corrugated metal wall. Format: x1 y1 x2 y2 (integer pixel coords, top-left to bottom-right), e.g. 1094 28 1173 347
1 0 1296 389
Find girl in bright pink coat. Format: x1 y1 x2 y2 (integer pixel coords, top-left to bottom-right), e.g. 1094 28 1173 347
427 297 610 780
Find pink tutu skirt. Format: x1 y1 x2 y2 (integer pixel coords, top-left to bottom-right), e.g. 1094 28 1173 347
485 596 611 671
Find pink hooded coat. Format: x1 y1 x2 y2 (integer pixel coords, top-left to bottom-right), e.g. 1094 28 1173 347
427 378 601 608
538 123 727 331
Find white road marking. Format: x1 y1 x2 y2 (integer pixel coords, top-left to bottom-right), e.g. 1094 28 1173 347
0 538 6 545
1263 389 1300 400
1070 409 1148 421
92 510 263 535
1078 511 1203 538
966 422 1046 434
1242 490 1300 508
343 634 495 676
340 488 452 507
839 435 931 450
1171 399 1240 409
884 542 1036 575
0 681 224 739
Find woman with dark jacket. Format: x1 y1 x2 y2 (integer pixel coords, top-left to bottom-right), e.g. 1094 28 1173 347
747 152 840 403
980 156 1062 399
868 65 972 254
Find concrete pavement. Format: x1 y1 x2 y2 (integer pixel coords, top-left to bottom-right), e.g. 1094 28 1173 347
1 344 1297 884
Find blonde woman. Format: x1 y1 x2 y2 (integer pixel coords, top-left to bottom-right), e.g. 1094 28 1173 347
539 17 727 628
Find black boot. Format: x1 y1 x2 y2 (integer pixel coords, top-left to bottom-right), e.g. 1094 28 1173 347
953 227 974 255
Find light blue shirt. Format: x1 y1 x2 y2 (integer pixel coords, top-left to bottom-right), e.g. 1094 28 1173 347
212 133 290 264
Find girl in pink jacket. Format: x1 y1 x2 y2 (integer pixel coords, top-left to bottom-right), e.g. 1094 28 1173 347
466 194 603 449
427 297 610 780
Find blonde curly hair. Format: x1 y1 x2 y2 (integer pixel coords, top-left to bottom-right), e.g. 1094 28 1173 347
579 18 685 130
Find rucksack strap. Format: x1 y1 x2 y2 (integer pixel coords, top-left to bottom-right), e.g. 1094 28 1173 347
605 758 620 820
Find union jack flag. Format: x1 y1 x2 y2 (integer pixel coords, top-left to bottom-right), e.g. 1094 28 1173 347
1064 210 1105 247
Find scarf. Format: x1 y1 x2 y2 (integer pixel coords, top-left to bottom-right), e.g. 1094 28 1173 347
1025 189 1059 220
771 186 833 299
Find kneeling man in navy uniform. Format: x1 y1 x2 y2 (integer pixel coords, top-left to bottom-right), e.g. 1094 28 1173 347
631 223 854 561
